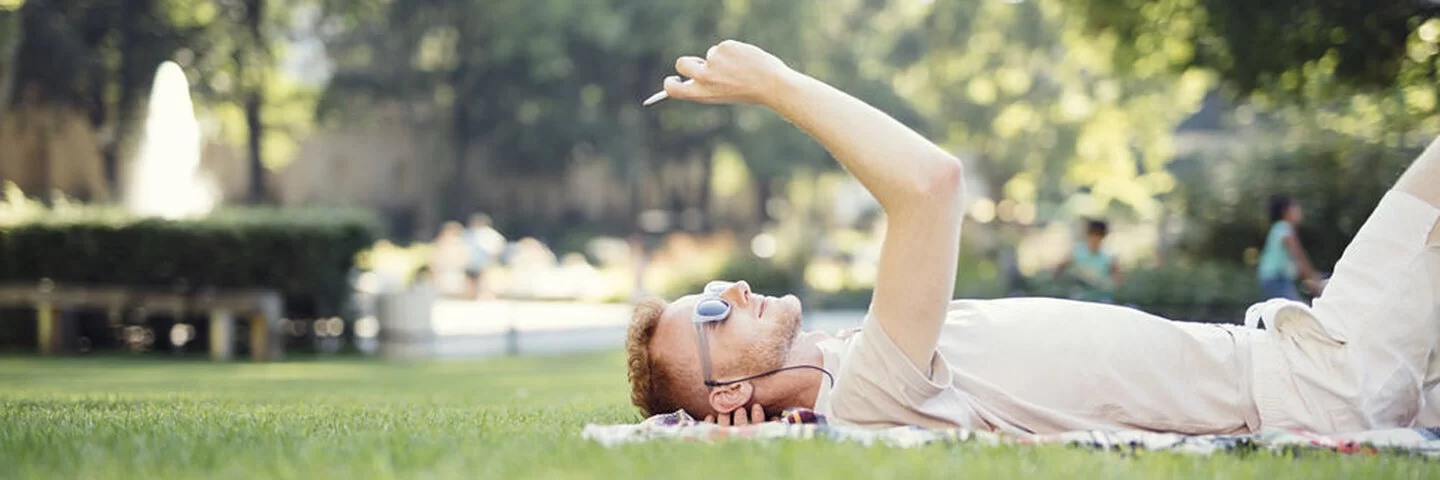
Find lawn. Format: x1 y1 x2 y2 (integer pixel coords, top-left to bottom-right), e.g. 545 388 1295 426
0 353 1435 479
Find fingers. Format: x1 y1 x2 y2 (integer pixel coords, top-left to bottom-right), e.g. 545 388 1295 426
705 405 771 427
710 39 744 58
663 75 704 101
674 55 707 79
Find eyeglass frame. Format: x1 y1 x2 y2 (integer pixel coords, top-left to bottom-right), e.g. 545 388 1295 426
690 280 839 392
692 280 737 388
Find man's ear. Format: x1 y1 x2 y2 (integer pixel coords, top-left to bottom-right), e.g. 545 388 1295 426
707 381 754 414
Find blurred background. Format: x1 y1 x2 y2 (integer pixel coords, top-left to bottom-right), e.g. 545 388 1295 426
1 0 1438 360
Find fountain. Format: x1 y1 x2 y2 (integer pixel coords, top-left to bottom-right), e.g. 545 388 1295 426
124 61 219 219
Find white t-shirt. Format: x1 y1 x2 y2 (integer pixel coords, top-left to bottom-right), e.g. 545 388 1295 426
813 298 1259 435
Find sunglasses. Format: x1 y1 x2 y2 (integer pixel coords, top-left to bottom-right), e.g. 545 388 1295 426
690 280 838 391
692 280 735 388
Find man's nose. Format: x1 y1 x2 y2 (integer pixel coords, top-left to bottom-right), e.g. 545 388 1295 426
720 280 751 306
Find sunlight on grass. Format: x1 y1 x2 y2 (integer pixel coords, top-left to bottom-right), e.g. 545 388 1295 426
1 354 1434 479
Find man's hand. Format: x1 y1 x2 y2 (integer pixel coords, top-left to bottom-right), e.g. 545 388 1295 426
703 404 774 427
663 40 791 106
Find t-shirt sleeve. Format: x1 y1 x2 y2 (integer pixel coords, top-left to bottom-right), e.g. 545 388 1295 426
828 315 952 427
1272 222 1293 242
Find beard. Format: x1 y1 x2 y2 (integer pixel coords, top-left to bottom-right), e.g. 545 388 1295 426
735 309 802 375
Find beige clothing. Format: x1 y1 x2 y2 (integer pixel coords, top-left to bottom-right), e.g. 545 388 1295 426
814 298 1259 435
814 191 1440 434
1249 190 1440 431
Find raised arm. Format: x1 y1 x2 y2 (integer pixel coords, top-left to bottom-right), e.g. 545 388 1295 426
662 40 965 371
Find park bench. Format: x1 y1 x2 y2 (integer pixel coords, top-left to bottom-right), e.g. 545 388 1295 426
0 281 284 362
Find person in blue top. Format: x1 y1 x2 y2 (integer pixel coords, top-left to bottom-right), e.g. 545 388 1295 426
1054 220 1123 303
1257 195 1325 300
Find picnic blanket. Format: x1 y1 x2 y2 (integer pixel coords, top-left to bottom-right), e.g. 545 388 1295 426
582 408 1440 457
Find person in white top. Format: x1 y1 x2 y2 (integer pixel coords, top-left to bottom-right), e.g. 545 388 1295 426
624 40 1440 434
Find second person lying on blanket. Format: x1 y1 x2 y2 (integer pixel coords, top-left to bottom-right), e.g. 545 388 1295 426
626 40 1440 434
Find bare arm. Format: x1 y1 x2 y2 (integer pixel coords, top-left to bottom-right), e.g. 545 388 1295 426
664 40 965 370
1053 256 1072 280
1282 233 1319 281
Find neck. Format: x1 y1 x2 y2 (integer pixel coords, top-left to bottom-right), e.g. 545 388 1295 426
751 331 828 413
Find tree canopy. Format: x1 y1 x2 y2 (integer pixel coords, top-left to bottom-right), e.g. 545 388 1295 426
5 0 1440 238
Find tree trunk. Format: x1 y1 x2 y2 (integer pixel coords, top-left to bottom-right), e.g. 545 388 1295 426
446 99 470 222
754 171 773 225
696 149 714 232
110 0 163 199
0 11 20 121
245 89 264 202
441 9 474 224
244 0 267 203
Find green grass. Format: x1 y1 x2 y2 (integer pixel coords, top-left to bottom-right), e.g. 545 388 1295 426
0 353 1435 479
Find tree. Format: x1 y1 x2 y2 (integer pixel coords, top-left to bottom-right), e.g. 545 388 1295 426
312 0 923 238
1075 0 1440 99
0 3 20 118
900 0 1211 224
1065 1 1440 271
0 0 295 202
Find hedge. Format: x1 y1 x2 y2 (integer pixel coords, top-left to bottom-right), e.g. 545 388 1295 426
0 206 382 317
1026 261 1266 323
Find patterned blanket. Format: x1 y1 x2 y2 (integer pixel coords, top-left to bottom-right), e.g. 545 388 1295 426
582 408 1440 457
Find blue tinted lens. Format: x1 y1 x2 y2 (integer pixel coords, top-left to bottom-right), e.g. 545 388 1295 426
695 299 729 318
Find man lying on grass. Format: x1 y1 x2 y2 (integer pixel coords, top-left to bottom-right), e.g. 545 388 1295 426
626 40 1440 435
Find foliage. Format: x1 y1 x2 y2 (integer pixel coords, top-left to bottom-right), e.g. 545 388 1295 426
7 0 1436 249
313 0 930 227
1075 0 1440 100
1113 262 1262 322
3 0 312 197
954 243 1007 299
0 187 381 317
666 253 802 300
900 0 1213 224
1170 140 1415 272
2 356 1435 479
807 288 874 311
1022 260 1261 323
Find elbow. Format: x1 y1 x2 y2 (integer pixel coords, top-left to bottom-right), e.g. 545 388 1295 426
878 154 966 213
918 155 966 202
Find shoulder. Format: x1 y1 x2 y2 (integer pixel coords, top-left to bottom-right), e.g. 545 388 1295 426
835 313 950 388
829 317 950 423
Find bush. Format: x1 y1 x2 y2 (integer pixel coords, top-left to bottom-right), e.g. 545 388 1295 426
808 288 873 311
667 254 803 299
1171 140 1414 271
1113 262 1263 323
1019 261 1262 323
0 206 382 317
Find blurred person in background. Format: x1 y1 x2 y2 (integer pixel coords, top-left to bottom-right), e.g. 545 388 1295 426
1258 195 1326 300
464 213 508 299
1053 219 1122 303
430 221 471 298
